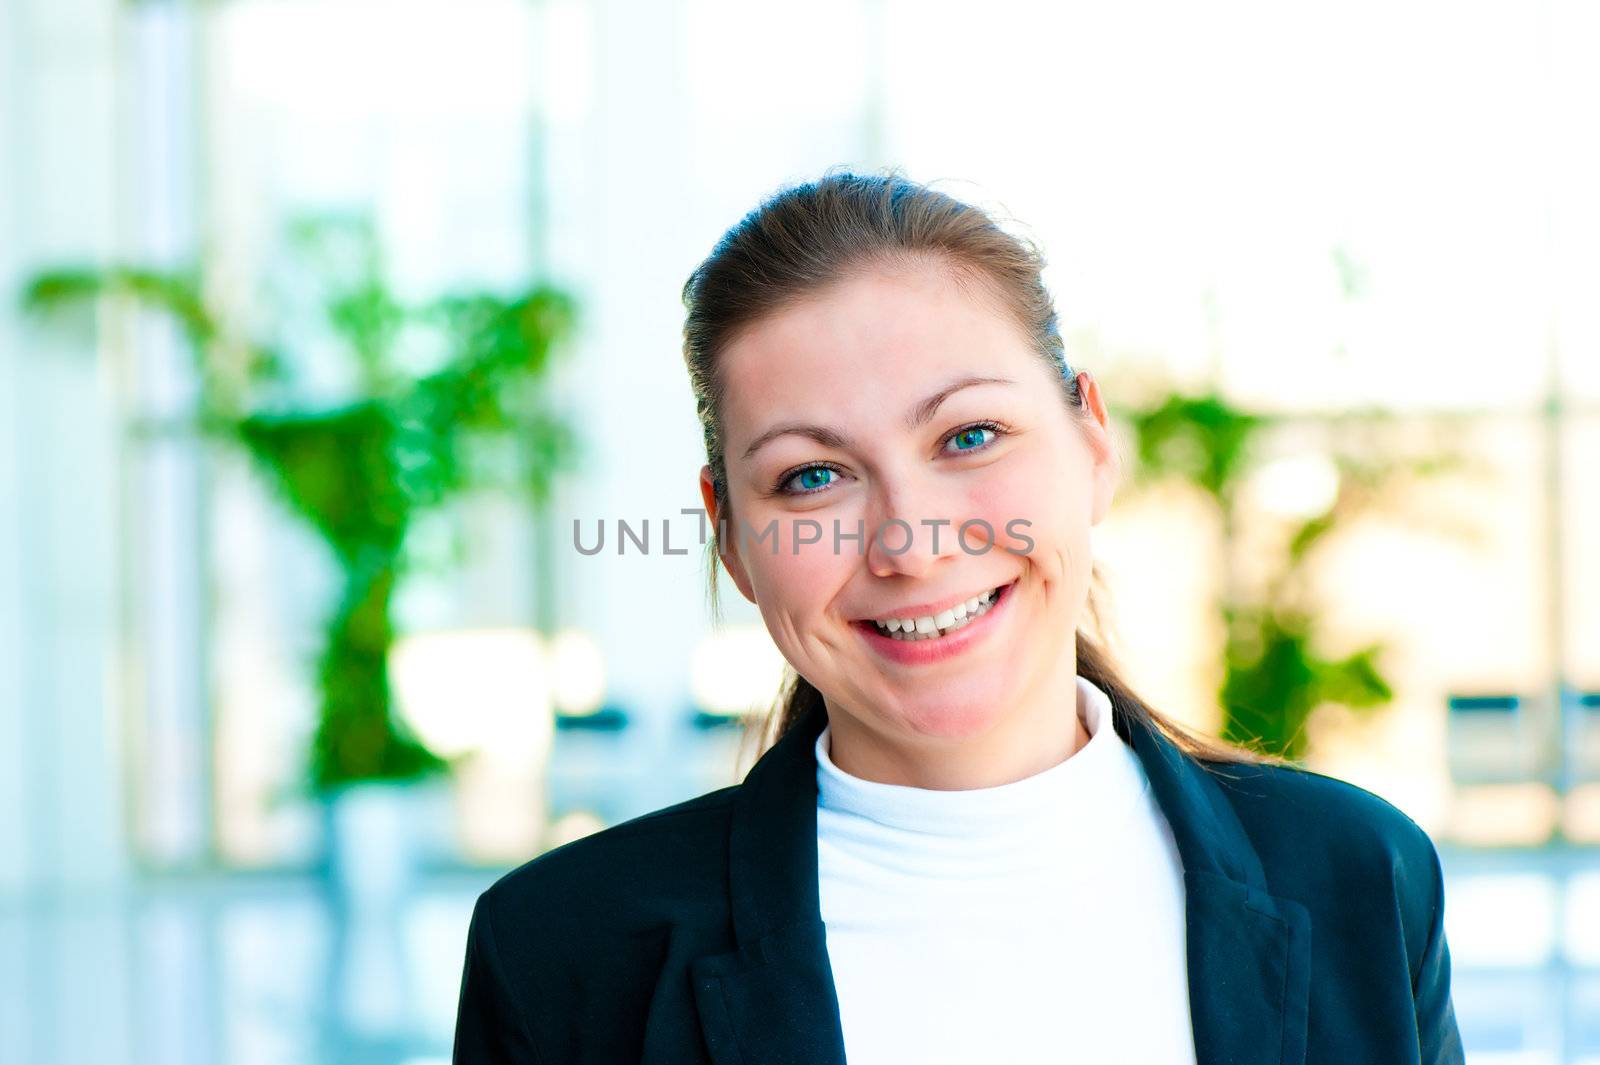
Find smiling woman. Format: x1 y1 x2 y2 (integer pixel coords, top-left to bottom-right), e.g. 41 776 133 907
452 170 1466 1065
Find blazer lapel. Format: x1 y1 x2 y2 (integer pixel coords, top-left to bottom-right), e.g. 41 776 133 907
687 696 1311 1065
1124 711 1312 1065
689 700 848 1065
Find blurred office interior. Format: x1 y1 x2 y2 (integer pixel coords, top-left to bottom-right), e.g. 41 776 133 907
2 0 1599 1062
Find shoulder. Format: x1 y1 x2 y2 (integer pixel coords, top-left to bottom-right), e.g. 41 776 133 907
474 782 742 944
1196 758 1447 961
456 784 745 1053
1200 757 1439 869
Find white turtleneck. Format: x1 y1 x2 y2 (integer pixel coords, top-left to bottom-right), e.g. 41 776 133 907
814 675 1198 1065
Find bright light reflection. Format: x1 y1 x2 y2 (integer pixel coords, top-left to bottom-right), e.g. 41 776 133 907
1563 871 1600 965
549 628 606 715
691 624 788 718
1446 874 1558 968
1250 453 1341 519
389 627 550 756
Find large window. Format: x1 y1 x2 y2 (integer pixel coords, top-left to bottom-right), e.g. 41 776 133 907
113 0 1600 868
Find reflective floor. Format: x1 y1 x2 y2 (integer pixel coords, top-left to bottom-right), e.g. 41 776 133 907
0 873 487 1065
3 854 1599 1064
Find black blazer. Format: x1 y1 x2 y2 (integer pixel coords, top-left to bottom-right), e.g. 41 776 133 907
453 696 1466 1065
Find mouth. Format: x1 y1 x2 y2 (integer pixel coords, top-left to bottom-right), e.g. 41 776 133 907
853 578 1019 643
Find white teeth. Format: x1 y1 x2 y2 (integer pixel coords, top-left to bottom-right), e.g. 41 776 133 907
870 584 1005 639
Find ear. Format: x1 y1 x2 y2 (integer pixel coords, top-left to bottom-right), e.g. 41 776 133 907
699 464 757 604
1075 371 1122 526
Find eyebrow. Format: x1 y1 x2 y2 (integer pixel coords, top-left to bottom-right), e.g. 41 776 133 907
740 374 1016 461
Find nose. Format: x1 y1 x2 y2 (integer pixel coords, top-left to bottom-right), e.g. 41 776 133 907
864 478 963 579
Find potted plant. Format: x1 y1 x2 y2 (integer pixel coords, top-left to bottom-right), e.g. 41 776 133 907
23 214 581 1032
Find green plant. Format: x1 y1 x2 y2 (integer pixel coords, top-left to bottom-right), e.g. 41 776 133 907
23 213 581 792
1115 389 1470 761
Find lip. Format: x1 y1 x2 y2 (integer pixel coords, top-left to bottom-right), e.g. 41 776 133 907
853 578 1018 667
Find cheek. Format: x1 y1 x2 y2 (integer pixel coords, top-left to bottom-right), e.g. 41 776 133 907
743 516 854 616
963 453 1080 557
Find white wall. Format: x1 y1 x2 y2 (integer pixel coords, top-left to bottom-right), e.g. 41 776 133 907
0 0 128 898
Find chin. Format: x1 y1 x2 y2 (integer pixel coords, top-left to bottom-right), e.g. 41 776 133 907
891 689 1014 741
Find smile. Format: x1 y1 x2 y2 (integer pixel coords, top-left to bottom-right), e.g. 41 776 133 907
869 585 1003 640
853 579 1019 664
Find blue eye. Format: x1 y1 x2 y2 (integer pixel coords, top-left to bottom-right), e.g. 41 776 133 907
771 421 1009 497
778 465 840 496
947 425 995 452
943 420 1008 456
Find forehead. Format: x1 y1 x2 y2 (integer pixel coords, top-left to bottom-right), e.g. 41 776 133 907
717 262 1037 445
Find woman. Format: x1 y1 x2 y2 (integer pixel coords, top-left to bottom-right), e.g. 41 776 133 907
453 171 1465 1065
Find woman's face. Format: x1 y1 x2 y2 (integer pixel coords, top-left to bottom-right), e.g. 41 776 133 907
699 258 1120 786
